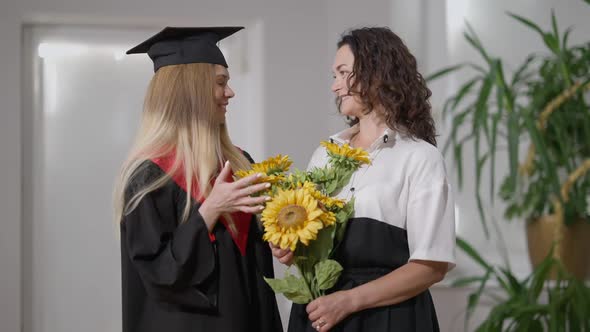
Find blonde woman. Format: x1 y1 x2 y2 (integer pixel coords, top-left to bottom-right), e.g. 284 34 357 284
115 27 282 332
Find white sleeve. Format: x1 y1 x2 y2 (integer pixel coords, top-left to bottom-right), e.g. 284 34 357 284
406 146 456 269
306 146 328 171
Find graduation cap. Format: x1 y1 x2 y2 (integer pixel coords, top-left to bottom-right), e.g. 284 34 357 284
126 26 244 72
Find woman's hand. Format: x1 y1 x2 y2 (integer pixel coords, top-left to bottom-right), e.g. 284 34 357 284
269 242 294 265
304 260 448 331
306 291 357 331
199 161 270 230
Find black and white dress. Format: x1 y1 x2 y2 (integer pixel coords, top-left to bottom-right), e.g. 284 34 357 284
288 125 456 332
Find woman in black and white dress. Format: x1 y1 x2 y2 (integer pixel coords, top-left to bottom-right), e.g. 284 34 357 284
272 27 456 332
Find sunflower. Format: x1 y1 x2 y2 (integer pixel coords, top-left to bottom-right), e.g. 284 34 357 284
321 141 371 166
252 154 292 174
300 181 345 211
235 154 292 184
261 188 328 251
234 169 285 185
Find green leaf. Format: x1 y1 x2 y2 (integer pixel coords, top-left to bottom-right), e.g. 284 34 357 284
475 194 490 238
451 276 486 287
334 169 354 194
472 93 493 238
443 107 472 156
425 64 465 82
453 144 464 189
542 33 560 53
471 67 492 236
550 9 559 41
494 60 515 105
293 256 315 277
523 114 562 204
335 199 354 224
497 267 523 296
527 319 544 332
464 22 492 64
489 113 501 202
530 254 556 300
504 202 521 219
508 12 544 37
466 268 492 322
299 225 335 262
473 69 494 143
442 95 458 119
506 109 520 194
449 108 475 159
451 78 481 111
475 151 490 237
510 55 536 88
320 167 354 196
334 199 353 249
489 62 510 205
308 167 334 189
508 11 562 54
264 273 313 304
457 237 492 270
570 281 590 328
314 259 343 291
499 174 516 201
290 169 311 184
324 180 338 195
562 26 573 49
467 62 488 74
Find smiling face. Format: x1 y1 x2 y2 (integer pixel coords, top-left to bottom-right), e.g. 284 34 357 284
213 64 235 122
331 44 365 118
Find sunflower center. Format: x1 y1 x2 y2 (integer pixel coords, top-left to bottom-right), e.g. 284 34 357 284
277 205 308 228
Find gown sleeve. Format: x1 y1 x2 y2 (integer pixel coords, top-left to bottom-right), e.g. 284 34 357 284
122 164 218 310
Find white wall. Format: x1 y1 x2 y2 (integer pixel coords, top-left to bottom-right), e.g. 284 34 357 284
322 0 393 134
0 6 23 332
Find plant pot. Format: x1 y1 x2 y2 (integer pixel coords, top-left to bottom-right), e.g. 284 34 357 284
526 215 590 280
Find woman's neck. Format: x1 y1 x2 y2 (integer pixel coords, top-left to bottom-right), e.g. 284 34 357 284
350 111 389 149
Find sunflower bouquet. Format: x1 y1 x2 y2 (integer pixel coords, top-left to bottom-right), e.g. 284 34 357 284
235 141 370 304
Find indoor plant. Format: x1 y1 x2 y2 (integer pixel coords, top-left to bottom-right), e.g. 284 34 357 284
428 5 590 278
454 237 590 331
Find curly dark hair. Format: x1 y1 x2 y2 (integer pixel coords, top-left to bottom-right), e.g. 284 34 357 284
337 27 437 146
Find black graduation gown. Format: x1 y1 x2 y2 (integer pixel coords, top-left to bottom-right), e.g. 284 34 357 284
120 160 283 332
288 217 440 332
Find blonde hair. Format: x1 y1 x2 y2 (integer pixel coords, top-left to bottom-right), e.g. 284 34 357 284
113 63 251 227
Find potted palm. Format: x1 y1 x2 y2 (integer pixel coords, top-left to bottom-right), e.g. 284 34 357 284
455 238 590 331
428 5 590 279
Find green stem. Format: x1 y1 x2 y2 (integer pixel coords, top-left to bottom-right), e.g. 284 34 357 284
295 262 315 299
558 59 572 87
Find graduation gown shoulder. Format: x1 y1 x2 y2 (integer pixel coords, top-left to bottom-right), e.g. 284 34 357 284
120 160 282 332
